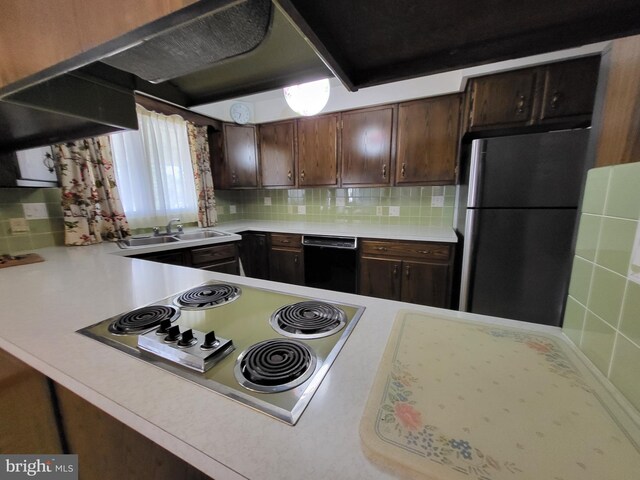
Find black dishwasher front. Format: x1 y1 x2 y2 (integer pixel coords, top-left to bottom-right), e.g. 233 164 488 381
303 235 357 294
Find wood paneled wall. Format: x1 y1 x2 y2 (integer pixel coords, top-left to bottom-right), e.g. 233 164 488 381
55 385 212 480
0 0 197 89
0 349 62 454
593 35 640 167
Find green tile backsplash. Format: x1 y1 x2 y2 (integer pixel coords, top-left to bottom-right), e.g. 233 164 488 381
0 188 64 253
563 162 640 412
215 186 456 227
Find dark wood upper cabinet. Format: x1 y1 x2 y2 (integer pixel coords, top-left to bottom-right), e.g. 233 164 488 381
211 123 258 189
297 114 339 187
467 55 600 133
396 94 462 185
341 105 395 186
259 120 296 187
223 124 258 188
468 69 538 130
539 56 600 123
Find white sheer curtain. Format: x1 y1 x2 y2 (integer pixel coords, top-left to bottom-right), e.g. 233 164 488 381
110 105 199 229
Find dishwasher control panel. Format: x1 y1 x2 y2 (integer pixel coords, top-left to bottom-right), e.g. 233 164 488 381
302 235 357 249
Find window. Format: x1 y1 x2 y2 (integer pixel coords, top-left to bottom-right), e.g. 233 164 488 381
110 105 198 229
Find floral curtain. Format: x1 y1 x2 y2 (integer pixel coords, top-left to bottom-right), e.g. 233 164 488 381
55 137 131 246
186 123 217 227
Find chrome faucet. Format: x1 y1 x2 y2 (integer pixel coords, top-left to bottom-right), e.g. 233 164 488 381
165 218 181 234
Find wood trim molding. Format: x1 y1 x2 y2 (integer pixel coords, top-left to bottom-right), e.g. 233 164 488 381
135 94 222 130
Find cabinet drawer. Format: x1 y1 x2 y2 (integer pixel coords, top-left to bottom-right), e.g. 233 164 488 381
270 233 302 249
361 240 451 262
199 259 239 275
191 243 236 265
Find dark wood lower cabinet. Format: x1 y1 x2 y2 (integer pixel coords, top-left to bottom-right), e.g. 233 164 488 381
131 241 239 274
399 260 450 307
268 233 305 286
269 248 304 286
359 256 401 301
239 232 269 279
359 239 454 308
190 243 239 274
135 249 188 266
199 258 239 274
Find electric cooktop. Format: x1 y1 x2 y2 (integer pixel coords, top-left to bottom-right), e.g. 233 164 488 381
77 281 365 425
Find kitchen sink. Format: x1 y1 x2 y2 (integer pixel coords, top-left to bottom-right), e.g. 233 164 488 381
118 230 229 248
119 236 181 247
175 230 228 241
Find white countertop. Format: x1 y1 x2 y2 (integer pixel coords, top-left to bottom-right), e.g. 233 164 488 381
216 220 458 243
0 244 637 479
111 221 457 257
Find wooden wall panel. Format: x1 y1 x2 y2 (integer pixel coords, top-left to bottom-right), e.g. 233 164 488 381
0 0 197 89
0 348 62 454
594 35 640 167
55 385 212 480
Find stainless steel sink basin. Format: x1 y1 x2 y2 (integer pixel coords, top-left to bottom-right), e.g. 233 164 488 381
118 230 229 248
175 230 228 241
119 236 181 247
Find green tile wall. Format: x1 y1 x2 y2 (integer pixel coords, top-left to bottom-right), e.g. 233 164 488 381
0 188 64 253
563 162 640 412
215 186 456 226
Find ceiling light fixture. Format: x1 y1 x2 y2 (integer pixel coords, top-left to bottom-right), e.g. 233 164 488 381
283 79 330 116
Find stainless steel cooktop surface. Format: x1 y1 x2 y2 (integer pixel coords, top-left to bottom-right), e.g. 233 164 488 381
77 281 365 425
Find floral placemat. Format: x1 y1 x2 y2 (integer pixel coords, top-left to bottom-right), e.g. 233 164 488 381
360 310 640 480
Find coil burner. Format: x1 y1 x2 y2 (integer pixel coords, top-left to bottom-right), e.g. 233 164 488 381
270 301 347 339
174 283 241 309
108 305 179 335
234 339 317 393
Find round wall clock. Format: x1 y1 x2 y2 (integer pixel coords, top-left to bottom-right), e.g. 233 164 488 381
230 103 252 124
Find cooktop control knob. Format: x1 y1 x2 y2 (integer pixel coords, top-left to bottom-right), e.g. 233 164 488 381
157 319 171 334
178 329 195 347
202 331 218 349
165 325 180 342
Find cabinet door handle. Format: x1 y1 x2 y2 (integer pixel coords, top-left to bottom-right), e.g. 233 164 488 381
550 91 561 110
287 169 293 181
515 95 526 114
281 239 291 244
294 255 299 264
405 265 411 279
418 250 430 255
393 265 398 277
231 171 237 184
401 163 406 178
301 169 305 181
382 164 387 179
376 246 388 251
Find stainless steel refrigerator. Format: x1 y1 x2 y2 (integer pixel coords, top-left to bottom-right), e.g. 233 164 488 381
457 129 590 326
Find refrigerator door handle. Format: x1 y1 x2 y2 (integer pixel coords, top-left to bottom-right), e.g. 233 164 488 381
459 209 477 312
467 139 485 208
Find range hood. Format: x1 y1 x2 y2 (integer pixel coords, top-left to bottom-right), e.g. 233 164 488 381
0 73 137 154
87 0 640 107
2 0 640 154
102 0 272 83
